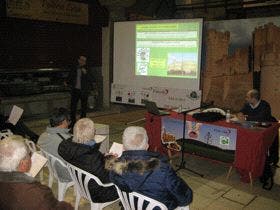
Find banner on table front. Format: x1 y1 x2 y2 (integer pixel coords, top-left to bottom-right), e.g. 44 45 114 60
161 116 237 151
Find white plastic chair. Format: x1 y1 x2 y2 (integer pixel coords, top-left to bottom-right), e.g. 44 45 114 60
25 139 37 153
66 163 119 210
37 146 54 185
115 185 190 210
40 149 74 201
0 129 13 140
115 185 168 210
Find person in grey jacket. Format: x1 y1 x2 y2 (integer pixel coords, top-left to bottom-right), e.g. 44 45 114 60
37 107 72 181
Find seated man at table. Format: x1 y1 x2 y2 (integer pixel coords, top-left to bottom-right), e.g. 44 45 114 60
0 135 73 210
237 89 273 122
106 126 193 209
237 89 278 166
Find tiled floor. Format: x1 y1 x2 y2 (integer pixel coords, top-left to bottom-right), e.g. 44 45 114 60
26 108 280 210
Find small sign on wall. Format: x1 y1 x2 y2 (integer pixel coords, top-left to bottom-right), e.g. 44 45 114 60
6 0 88 25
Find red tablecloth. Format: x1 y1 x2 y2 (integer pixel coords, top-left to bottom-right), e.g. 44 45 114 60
145 112 279 183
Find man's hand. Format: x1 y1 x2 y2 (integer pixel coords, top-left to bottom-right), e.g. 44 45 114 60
236 112 247 121
105 152 118 157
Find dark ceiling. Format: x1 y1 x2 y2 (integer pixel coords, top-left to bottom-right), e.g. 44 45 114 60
129 0 280 20
79 0 280 20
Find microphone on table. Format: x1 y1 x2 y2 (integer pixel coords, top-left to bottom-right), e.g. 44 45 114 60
180 101 214 114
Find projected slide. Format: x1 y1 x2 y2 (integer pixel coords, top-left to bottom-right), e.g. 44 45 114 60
136 22 199 78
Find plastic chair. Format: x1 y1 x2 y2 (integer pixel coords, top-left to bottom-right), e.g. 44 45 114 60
37 146 54 186
66 163 119 210
0 129 13 140
25 139 37 153
115 185 190 210
40 149 74 201
114 185 168 210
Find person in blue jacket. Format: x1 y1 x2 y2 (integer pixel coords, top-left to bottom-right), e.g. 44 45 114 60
106 126 193 210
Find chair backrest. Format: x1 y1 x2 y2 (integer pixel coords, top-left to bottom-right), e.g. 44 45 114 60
66 163 115 202
25 139 37 153
115 185 168 210
40 149 68 182
0 129 13 140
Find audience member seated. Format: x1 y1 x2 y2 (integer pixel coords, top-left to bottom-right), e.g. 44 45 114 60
37 107 72 181
106 126 193 210
58 118 119 203
237 89 278 166
0 135 73 210
0 113 38 143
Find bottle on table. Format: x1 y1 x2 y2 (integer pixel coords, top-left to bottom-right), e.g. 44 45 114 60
178 104 182 113
226 109 231 123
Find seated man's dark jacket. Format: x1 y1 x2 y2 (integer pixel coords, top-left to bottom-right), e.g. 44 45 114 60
107 150 193 210
58 139 118 202
240 100 279 165
0 171 73 210
240 100 273 122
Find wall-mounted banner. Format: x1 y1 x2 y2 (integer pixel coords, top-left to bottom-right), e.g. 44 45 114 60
6 0 88 25
161 116 237 151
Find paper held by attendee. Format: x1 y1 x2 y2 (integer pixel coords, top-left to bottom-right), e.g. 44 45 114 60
26 152 48 178
95 134 107 143
109 142 123 157
8 105 24 125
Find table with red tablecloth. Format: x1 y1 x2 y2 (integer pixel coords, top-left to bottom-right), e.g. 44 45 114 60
145 112 279 183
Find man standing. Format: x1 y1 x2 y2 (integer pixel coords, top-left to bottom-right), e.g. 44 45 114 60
106 126 193 209
66 55 93 127
0 135 73 210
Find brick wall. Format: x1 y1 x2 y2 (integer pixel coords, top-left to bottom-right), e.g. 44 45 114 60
203 24 280 118
203 29 252 112
255 23 280 119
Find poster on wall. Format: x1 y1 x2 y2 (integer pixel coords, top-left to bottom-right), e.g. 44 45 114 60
6 0 88 25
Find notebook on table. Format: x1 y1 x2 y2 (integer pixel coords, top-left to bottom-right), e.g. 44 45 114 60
144 100 170 116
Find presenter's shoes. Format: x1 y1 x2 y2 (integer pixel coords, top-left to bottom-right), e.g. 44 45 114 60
69 120 76 132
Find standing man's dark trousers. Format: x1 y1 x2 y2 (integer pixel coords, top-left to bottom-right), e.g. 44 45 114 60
70 88 88 127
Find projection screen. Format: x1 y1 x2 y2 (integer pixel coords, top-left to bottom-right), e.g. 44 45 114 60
111 19 203 108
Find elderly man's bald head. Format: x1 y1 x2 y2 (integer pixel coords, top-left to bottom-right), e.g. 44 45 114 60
245 89 260 106
247 89 260 100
